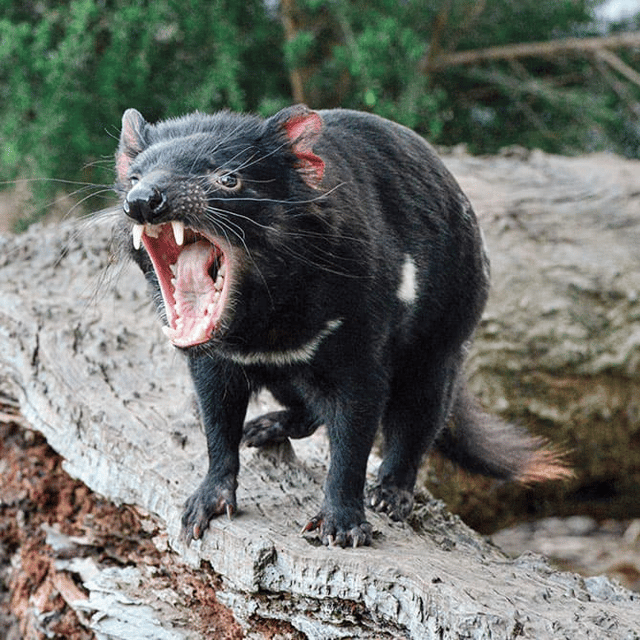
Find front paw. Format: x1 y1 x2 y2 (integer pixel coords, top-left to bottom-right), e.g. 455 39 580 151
302 508 373 548
367 484 414 521
181 474 237 545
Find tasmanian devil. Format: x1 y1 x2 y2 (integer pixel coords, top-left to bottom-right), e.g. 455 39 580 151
114 104 570 548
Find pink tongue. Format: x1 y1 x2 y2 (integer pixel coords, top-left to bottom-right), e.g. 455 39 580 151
173 241 217 333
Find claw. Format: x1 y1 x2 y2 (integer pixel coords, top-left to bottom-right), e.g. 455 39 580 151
226 503 234 520
301 516 322 534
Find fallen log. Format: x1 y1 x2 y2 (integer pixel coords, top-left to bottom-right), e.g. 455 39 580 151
1 149 639 638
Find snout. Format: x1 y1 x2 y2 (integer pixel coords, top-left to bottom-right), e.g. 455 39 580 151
123 170 171 224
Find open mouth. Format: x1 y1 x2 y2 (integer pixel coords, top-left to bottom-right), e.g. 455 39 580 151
132 221 231 348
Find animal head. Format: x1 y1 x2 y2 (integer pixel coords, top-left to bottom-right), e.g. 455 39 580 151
115 105 327 350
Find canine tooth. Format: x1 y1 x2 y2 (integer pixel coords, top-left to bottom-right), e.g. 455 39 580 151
218 263 227 278
214 275 224 291
171 220 185 246
132 224 144 250
169 263 177 276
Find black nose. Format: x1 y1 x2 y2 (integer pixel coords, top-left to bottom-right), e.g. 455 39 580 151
123 173 169 223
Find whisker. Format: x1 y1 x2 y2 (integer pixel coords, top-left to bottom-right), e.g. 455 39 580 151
218 182 347 207
78 252 126 317
198 208 274 308
61 188 117 222
201 203 367 279
230 140 292 173
82 157 116 170
187 138 230 175
202 199 369 247
5 178 115 233
0 177 109 189
216 147 260 174
203 207 247 241
210 122 256 155
271 234 367 278
53 204 120 269
210 139 294 180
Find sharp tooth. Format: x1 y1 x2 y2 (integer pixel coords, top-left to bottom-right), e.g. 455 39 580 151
171 220 185 246
214 275 224 291
132 224 144 250
169 263 177 276
218 263 227 278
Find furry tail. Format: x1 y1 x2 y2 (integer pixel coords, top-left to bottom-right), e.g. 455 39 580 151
435 384 573 483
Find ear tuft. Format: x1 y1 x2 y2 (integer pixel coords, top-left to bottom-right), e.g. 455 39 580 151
272 105 325 189
116 108 148 183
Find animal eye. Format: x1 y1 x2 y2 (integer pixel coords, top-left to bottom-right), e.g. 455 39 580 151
213 171 241 191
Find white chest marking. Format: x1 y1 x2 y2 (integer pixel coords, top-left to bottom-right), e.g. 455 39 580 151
398 254 418 304
226 319 343 367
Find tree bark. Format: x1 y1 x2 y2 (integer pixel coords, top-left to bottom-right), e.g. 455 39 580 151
280 0 306 104
1 150 640 638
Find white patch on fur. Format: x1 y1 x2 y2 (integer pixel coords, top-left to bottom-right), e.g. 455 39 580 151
398 254 417 303
226 319 343 367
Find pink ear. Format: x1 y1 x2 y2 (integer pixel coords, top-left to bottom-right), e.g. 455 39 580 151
116 109 147 183
282 109 325 189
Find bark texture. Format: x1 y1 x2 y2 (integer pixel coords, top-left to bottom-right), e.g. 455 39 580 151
1 149 639 639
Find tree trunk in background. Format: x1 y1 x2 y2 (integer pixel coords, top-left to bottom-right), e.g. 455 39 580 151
280 0 306 103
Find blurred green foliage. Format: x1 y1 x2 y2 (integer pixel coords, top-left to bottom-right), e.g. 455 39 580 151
1 0 638 226
0 0 285 225
289 0 638 155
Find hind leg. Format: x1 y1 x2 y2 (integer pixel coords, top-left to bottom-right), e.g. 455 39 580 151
243 381 321 447
369 354 460 520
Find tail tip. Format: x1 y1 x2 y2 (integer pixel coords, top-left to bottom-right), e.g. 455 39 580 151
517 447 574 484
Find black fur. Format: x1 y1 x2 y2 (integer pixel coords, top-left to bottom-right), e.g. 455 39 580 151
114 105 565 548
